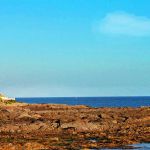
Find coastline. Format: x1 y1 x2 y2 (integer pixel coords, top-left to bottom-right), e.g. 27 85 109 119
0 101 149 149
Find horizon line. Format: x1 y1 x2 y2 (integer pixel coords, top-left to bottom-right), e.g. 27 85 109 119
16 95 150 98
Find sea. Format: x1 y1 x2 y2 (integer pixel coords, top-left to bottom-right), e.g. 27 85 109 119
16 96 150 107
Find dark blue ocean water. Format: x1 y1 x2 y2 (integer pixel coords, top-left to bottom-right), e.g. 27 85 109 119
16 96 150 107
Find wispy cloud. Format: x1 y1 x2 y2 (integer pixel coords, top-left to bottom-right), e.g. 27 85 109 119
98 12 150 36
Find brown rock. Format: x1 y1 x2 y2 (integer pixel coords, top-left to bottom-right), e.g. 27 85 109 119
0 103 149 149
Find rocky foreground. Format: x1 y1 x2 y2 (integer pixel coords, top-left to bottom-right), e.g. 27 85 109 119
0 102 149 150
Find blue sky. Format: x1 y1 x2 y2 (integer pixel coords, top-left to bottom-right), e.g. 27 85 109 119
0 0 150 97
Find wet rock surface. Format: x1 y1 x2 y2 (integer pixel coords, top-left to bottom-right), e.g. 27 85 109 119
0 103 149 149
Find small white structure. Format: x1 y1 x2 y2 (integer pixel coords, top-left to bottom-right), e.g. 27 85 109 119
0 93 15 102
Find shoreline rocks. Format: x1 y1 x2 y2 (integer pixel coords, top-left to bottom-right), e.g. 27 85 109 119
0 103 149 149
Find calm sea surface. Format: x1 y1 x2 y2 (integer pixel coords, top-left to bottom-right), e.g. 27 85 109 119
16 96 150 107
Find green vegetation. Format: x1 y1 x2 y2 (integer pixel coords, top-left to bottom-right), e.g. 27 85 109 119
5 100 16 105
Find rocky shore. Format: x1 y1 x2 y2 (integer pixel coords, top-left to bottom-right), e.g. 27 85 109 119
0 101 149 149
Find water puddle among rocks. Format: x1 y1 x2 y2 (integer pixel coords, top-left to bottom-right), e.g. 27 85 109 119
89 143 150 150
131 143 150 150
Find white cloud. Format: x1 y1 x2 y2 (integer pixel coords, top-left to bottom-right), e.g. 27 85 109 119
98 12 150 36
